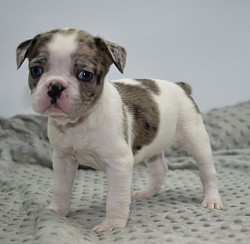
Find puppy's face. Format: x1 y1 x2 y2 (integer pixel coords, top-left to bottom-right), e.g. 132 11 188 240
16 29 126 124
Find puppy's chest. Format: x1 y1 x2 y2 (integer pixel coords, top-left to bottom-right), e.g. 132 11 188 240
52 125 107 169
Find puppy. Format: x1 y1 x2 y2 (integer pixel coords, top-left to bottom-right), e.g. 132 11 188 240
16 28 223 233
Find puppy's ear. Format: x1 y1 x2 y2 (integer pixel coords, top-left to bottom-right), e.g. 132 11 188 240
16 36 38 69
95 37 127 74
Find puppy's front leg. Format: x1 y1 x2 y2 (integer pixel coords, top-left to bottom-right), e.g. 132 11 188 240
48 151 78 216
93 155 134 233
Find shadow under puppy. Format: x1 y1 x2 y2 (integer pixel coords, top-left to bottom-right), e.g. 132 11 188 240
16 28 223 233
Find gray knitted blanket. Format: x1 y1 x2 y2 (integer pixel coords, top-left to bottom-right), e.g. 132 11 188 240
0 101 250 244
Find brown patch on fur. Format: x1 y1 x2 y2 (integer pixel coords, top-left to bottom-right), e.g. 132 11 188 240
18 32 54 91
17 29 79 91
176 82 200 113
72 30 110 109
113 82 159 154
135 79 160 95
71 30 126 112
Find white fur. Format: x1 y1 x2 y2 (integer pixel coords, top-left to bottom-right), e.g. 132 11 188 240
28 32 223 233
48 32 78 59
48 80 134 232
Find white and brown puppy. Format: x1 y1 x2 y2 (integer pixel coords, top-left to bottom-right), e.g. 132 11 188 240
16 28 223 233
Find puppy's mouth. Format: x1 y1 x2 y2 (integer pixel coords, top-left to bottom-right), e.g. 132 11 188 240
46 102 64 114
45 101 82 125
44 103 69 124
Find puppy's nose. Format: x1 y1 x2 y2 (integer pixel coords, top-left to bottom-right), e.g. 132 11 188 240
47 83 65 103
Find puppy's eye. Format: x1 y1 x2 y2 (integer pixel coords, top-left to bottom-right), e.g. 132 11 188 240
78 70 93 82
30 66 43 78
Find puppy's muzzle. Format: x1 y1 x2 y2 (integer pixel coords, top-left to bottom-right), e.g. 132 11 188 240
47 83 65 104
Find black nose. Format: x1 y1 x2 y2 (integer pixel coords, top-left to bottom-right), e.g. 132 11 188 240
47 83 65 103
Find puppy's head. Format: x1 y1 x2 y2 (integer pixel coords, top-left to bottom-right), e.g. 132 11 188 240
16 28 126 124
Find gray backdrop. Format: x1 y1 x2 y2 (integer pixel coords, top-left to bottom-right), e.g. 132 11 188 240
0 0 249 117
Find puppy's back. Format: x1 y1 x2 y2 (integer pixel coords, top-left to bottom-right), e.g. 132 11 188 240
112 78 199 162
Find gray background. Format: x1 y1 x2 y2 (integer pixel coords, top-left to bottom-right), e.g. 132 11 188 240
0 0 249 118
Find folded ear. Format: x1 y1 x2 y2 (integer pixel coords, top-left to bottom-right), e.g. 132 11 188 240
16 37 37 69
95 37 127 74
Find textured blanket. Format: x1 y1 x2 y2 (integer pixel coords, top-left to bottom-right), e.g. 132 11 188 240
0 101 250 244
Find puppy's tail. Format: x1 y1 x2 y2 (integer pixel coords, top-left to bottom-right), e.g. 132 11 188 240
176 82 192 96
176 81 200 113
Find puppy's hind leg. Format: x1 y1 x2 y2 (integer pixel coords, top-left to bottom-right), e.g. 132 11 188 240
176 115 223 209
132 152 168 199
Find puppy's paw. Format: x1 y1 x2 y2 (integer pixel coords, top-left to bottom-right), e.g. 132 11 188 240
92 218 127 234
132 191 152 200
47 203 69 217
202 197 223 210
132 188 157 200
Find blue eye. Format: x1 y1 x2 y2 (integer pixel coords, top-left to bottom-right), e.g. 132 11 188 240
30 66 43 78
78 70 93 82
